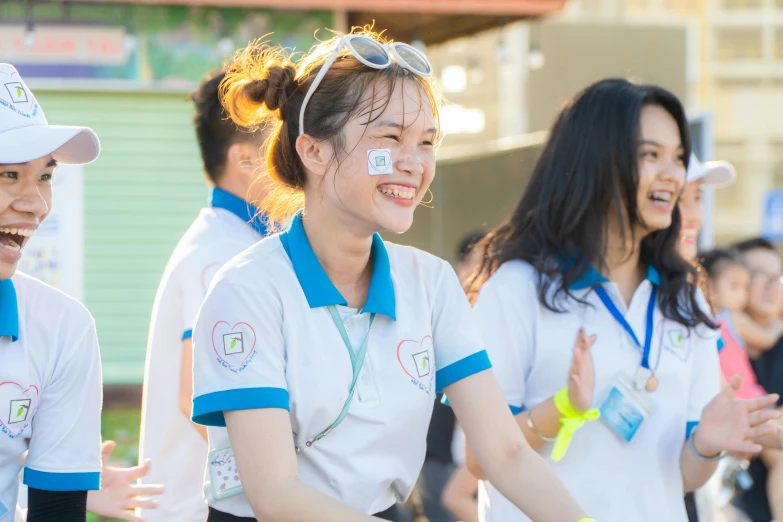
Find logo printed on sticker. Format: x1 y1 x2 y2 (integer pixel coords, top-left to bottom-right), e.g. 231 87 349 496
367 149 393 175
223 332 244 355
397 335 434 394
212 321 257 373
5 82 28 104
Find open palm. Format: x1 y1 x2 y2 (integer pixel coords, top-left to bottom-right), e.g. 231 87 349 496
695 375 781 457
567 327 598 414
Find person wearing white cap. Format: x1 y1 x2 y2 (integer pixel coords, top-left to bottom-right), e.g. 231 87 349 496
677 153 737 263
0 63 162 522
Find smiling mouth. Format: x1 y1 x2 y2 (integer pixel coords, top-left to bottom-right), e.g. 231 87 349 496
648 190 673 209
377 184 417 201
0 227 34 252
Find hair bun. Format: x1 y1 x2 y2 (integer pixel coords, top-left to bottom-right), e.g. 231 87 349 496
244 63 297 115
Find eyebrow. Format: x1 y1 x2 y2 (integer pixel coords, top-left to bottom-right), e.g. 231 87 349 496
638 139 684 150
47 159 58 167
372 119 437 135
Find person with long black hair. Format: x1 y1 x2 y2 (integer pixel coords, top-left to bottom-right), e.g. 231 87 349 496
465 78 780 522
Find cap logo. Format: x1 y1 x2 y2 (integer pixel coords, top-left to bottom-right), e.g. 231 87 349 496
4 82 28 104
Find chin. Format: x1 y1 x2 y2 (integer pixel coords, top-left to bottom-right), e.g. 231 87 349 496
679 242 698 263
0 263 17 280
377 214 415 235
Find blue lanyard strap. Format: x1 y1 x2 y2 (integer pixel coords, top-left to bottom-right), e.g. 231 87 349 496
296 305 375 452
594 286 657 369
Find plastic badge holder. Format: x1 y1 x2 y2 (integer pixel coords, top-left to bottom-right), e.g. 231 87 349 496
208 447 244 500
599 376 652 443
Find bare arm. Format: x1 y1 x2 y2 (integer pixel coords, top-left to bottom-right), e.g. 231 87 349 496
734 313 783 357
179 339 209 441
440 465 479 522
448 371 589 522
225 408 388 521
465 399 561 480
679 437 720 493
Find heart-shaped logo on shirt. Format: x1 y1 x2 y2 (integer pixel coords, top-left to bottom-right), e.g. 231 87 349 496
211 321 257 373
397 335 434 394
0 381 39 438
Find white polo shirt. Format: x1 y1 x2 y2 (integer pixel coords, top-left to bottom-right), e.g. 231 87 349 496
138 188 266 522
191 213 492 517
475 260 720 522
0 272 102 520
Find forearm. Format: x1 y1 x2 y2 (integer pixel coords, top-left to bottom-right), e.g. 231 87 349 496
178 398 208 441
245 476 382 521
680 443 719 493
27 489 87 522
519 398 561 452
441 466 479 522
486 443 588 522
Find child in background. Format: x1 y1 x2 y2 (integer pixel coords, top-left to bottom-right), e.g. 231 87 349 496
700 249 766 401
701 249 783 522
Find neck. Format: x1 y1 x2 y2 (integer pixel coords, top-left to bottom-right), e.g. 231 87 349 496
216 175 268 208
300 198 374 309
603 229 645 305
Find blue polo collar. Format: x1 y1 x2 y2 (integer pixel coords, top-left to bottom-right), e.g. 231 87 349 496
0 279 19 342
279 213 396 320
210 188 268 237
569 263 661 290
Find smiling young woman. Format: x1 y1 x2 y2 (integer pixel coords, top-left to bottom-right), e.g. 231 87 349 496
188 29 593 522
463 78 780 522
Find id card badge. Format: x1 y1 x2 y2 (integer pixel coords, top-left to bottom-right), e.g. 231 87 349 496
599 375 652 443
208 447 244 500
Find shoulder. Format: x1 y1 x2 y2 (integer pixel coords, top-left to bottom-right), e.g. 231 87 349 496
483 260 539 295
209 234 289 292
13 272 96 338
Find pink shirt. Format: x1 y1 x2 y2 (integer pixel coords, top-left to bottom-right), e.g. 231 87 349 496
718 313 766 400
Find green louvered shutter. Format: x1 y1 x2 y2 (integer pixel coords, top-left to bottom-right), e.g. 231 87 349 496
34 89 209 384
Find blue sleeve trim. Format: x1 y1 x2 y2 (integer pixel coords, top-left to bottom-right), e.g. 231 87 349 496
23 468 100 491
182 329 193 341
509 405 524 415
192 387 290 427
717 336 726 353
436 350 492 392
686 421 699 439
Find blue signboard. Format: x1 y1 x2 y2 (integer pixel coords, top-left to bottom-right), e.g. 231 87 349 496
762 190 783 242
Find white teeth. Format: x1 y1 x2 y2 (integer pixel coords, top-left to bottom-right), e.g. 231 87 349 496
0 227 34 237
649 191 672 203
378 186 415 200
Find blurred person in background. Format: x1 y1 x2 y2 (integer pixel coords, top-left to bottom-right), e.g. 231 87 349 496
412 230 485 522
465 78 780 522
137 68 270 522
676 153 737 522
731 238 783 522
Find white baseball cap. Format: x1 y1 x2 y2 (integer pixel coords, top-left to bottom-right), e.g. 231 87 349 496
686 153 736 188
0 63 100 165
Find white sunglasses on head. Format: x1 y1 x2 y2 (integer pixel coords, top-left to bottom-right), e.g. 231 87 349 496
298 34 433 136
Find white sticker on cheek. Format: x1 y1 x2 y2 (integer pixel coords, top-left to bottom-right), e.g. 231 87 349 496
367 149 393 175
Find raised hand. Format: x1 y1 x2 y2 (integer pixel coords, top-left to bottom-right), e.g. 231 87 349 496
86 440 165 522
567 327 598 414
694 375 781 457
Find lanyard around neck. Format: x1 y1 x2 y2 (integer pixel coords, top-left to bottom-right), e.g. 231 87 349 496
594 286 657 370
295 305 375 452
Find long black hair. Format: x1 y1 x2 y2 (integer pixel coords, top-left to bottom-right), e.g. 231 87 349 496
467 78 714 329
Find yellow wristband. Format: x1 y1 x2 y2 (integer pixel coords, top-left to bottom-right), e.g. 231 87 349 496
551 387 600 462
578 519 596 522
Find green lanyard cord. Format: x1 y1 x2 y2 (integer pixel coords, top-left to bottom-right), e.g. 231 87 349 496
294 305 375 453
